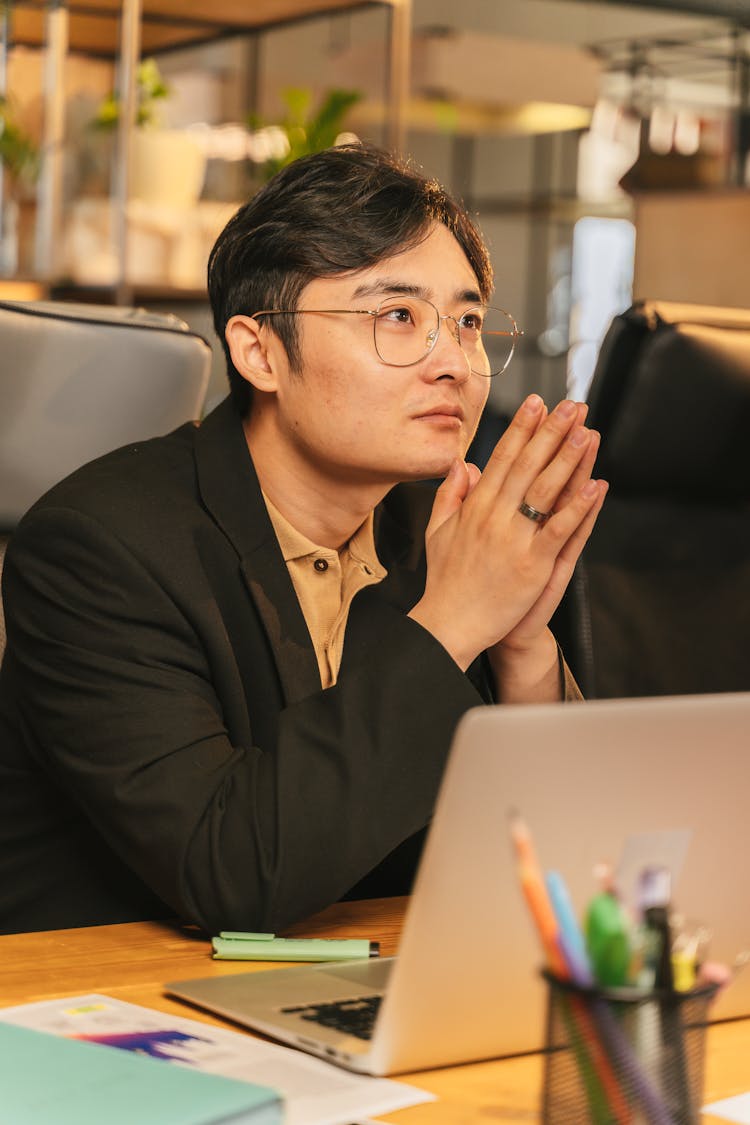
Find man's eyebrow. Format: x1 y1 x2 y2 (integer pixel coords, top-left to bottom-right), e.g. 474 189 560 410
350 279 483 304
350 280 426 300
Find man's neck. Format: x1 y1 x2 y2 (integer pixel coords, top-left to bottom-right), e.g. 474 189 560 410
243 414 391 550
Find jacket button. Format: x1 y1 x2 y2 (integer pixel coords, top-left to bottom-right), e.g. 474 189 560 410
313 558 329 573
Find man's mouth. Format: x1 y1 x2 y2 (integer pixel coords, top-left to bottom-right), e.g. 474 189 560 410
414 404 464 422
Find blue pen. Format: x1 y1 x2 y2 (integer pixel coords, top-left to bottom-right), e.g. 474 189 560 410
546 871 594 986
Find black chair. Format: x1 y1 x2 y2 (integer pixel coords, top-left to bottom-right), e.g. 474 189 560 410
0 536 8 659
554 299 750 699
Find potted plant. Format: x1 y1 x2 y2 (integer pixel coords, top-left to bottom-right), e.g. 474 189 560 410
92 57 206 207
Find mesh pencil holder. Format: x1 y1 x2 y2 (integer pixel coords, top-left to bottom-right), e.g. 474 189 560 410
541 970 718 1125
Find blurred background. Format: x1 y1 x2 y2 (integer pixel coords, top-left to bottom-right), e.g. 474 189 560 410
1 0 749 415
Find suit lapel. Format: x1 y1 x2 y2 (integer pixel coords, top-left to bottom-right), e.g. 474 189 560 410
193 400 434 699
194 398 320 704
372 482 432 613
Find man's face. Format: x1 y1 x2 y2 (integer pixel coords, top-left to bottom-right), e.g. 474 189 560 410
259 222 491 490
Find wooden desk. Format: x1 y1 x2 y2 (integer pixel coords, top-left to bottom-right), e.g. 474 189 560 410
1 898 749 1124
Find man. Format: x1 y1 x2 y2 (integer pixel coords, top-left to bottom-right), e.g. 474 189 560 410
0 144 606 935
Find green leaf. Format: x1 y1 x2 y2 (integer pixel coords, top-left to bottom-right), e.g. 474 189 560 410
246 86 363 181
90 56 171 131
281 87 312 126
0 97 40 184
307 89 362 152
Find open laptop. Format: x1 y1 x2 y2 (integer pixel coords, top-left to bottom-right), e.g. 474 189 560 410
167 692 750 1075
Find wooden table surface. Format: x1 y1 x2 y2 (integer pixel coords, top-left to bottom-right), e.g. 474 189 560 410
1 897 748 1123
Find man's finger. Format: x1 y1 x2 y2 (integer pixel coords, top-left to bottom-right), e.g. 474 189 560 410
484 399 583 504
510 423 596 523
425 459 473 539
552 429 601 513
553 479 609 568
537 478 608 563
480 393 547 489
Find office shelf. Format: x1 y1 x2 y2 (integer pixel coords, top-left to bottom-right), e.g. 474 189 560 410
8 0 381 58
3 0 409 298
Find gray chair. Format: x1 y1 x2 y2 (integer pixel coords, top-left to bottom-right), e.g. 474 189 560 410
0 299 213 661
0 299 212 530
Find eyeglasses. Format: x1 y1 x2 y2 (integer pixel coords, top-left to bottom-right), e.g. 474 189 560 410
252 296 523 377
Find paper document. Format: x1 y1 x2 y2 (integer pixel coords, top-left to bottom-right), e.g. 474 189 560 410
703 1093 750 1123
0 994 434 1125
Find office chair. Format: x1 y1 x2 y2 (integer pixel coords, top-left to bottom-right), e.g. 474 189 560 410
554 299 750 699
0 536 7 660
0 299 212 660
0 299 212 529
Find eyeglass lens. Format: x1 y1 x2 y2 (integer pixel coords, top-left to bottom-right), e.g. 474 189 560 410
373 296 518 377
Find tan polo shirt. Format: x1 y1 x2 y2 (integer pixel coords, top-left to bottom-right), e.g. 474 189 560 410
263 494 387 689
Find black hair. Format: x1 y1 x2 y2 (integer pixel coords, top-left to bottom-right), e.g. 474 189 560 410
207 142 493 415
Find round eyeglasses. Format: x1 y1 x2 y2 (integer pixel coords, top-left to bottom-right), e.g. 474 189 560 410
252 296 523 377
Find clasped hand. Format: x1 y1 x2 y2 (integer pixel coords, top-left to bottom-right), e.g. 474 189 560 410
408 394 608 695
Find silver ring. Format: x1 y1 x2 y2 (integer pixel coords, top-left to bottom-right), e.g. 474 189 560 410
518 500 550 524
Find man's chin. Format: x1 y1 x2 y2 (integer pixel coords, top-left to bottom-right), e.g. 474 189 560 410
399 459 456 483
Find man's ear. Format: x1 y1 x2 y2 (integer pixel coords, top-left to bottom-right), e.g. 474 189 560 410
225 315 279 393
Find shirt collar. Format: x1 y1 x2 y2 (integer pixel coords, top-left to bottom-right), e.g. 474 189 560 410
262 492 386 578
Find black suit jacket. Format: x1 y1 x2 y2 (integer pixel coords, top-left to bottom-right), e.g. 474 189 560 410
0 398 496 935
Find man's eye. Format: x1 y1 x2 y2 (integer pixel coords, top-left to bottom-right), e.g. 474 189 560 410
460 311 483 331
379 306 415 326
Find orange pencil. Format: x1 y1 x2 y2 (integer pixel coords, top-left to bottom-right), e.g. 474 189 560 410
509 812 633 1125
510 813 567 973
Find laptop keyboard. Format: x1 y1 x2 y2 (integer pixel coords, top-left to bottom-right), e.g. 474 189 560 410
281 995 382 1041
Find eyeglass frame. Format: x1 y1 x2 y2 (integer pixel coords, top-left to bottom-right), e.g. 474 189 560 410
251 298 523 377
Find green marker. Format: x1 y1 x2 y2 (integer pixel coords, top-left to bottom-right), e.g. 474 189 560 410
212 931 380 962
585 893 632 987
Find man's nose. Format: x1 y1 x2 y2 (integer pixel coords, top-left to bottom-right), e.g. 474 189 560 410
423 316 471 380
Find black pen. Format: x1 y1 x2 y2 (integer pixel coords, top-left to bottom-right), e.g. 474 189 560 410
641 868 695 1125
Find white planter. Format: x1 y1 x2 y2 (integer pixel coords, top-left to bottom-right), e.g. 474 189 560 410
128 129 206 208
0 195 19 276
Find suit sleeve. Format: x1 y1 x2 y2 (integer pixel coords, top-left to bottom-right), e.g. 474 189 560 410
5 506 486 934
560 645 583 701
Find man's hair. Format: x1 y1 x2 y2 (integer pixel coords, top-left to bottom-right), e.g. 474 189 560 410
207 142 494 415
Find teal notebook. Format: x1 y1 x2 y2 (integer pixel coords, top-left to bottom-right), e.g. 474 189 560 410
0 1021 282 1125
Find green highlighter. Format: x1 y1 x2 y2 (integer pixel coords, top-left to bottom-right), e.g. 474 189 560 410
212 931 380 962
585 893 632 987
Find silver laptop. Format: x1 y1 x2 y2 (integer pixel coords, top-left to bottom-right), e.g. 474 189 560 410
167 692 750 1075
